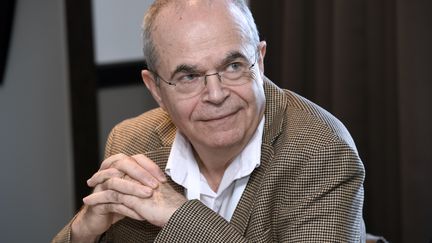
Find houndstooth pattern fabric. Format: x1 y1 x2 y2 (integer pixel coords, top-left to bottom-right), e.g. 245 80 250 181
52 78 365 242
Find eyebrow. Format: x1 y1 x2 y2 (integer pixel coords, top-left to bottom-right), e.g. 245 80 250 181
219 51 249 67
169 64 200 80
169 50 250 80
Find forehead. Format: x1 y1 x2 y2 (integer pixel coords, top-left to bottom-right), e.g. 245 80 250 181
151 0 253 69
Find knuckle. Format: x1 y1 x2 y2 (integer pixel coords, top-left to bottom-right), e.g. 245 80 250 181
105 177 115 190
121 195 135 208
112 153 126 161
108 190 119 202
111 168 125 179
104 167 116 175
132 154 145 159
104 203 113 213
107 160 117 170
115 157 135 170
147 161 159 171
117 153 126 158
125 156 138 165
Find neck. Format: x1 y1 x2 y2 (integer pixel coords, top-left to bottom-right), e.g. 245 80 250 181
192 144 241 192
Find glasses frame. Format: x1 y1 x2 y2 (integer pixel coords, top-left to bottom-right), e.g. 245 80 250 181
149 48 259 93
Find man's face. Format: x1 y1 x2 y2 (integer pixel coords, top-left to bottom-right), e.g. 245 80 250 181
144 1 266 153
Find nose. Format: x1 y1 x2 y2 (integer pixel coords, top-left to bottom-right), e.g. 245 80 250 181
203 73 228 104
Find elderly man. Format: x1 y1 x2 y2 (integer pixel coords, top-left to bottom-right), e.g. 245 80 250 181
53 0 365 242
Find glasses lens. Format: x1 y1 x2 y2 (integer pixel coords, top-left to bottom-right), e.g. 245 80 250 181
161 48 258 98
221 61 255 86
173 76 206 98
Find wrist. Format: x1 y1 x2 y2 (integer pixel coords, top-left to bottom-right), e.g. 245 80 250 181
70 210 101 243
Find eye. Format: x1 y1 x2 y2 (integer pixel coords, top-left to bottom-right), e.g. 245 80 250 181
226 62 246 73
177 73 200 84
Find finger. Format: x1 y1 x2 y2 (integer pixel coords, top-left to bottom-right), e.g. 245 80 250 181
96 193 149 221
101 177 153 199
84 183 152 207
84 190 119 205
94 155 162 189
114 188 185 227
89 156 160 189
87 167 124 187
89 203 144 221
132 154 167 182
99 153 128 171
122 175 142 185
108 156 160 188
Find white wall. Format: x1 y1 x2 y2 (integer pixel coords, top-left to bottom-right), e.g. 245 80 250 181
92 0 153 64
0 0 74 241
93 0 158 158
92 0 249 65
98 85 157 156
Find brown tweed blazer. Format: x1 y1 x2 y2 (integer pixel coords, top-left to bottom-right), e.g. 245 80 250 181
53 78 365 242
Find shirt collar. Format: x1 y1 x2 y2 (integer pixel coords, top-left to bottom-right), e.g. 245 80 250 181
165 117 265 198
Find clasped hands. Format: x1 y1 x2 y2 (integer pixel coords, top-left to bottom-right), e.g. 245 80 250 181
71 153 187 242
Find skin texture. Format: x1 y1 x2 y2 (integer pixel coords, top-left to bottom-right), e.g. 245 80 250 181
142 0 267 190
71 1 267 242
71 154 182 242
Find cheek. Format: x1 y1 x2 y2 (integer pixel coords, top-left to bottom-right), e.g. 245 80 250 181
162 94 197 128
241 82 266 114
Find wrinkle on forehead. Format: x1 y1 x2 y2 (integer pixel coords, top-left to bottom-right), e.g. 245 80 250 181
151 0 255 72
153 0 253 45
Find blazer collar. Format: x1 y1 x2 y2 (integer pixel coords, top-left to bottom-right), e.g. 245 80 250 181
262 76 288 145
154 110 176 147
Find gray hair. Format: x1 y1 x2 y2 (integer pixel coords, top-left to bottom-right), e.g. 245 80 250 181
141 0 260 71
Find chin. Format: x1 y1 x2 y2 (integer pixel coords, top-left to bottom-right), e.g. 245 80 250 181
200 130 245 149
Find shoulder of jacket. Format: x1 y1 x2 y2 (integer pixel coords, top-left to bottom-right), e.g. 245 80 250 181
281 89 357 149
106 108 175 156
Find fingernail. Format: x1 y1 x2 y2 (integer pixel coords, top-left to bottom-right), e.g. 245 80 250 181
149 179 159 188
159 173 167 182
143 188 153 197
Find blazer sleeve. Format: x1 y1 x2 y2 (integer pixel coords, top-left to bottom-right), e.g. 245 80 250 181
155 200 249 242
51 225 71 243
51 214 79 243
278 139 365 242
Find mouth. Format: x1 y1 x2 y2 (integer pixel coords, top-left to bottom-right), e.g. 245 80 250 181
199 109 240 122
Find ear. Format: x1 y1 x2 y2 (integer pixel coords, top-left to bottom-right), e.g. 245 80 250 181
141 70 167 111
257 41 267 75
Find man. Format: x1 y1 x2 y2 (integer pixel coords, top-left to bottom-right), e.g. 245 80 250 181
53 0 365 242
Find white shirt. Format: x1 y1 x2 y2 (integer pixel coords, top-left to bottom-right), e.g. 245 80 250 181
165 117 264 221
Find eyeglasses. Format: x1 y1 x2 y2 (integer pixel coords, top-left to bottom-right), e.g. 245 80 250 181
150 49 258 98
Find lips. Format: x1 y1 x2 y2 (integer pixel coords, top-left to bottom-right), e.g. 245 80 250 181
198 109 240 122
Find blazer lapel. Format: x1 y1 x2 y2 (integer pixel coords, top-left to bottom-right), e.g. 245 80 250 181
229 77 288 235
147 115 184 194
229 143 274 234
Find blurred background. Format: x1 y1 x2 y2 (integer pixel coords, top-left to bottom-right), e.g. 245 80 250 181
0 0 430 242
